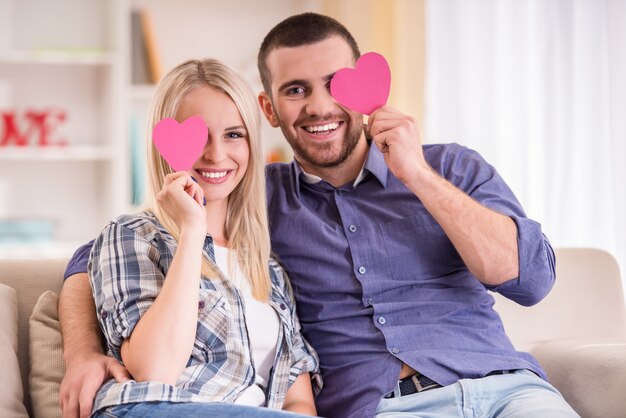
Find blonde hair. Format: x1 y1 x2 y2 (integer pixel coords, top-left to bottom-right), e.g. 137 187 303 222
144 58 271 301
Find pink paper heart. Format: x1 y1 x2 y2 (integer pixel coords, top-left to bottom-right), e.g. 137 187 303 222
152 116 208 171
330 52 391 115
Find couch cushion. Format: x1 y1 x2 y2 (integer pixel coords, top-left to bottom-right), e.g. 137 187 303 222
532 338 626 418
0 258 67 414
0 283 29 418
29 291 64 418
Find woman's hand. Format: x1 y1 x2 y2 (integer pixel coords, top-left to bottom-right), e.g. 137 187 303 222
156 172 206 234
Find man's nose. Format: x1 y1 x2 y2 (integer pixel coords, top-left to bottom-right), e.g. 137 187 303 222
305 87 336 117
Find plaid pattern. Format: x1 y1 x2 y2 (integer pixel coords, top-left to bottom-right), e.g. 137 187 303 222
88 211 321 413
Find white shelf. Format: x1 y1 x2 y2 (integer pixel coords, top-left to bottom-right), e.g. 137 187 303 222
0 49 118 66
0 146 115 161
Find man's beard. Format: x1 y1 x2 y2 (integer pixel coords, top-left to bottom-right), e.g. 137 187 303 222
278 114 364 169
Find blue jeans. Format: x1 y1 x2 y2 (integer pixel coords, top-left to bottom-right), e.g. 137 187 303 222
375 370 579 417
93 402 314 418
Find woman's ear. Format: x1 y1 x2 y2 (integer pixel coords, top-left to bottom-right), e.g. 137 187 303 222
258 92 280 128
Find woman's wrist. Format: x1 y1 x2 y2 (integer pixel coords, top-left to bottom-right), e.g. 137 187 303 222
179 225 206 243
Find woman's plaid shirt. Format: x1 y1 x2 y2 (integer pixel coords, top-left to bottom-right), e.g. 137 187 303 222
88 212 321 414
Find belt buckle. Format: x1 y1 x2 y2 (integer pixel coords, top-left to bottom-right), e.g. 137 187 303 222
411 374 425 392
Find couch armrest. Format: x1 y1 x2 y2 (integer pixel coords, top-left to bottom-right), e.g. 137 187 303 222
530 338 626 418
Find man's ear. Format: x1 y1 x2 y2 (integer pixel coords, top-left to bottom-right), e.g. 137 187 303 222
258 92 280 128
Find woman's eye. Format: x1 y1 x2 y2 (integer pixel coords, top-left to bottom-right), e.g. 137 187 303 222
225 131 245 140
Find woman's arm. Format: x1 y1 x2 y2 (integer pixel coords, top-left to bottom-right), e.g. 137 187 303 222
120 172 206 385
282 373 317 415
120 227 205 384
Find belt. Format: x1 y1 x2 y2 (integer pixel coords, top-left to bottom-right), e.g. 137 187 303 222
384 373 441 398
385 370 516 399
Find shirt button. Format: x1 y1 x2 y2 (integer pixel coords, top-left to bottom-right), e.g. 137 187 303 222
367 298 373 306
378 316 386 325
391 347 400 354
198 301 205 309
280 303 287 310
349 225 357 232
100 310 107 319
358 266 366 275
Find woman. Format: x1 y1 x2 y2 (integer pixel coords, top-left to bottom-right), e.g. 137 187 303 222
89 58 321 417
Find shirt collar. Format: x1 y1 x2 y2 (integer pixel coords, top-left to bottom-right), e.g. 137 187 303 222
290 142 388 195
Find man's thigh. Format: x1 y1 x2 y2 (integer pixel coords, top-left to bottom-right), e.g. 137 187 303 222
375 370 579 418
488 370 579 418
375 383 464 417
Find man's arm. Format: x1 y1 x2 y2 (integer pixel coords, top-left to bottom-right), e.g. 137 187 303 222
368 107 540 288
59 273 130 418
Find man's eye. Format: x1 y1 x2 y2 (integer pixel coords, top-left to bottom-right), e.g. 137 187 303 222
286 86 305 95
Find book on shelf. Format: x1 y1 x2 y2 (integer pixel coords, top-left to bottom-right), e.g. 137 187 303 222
131 9 162 84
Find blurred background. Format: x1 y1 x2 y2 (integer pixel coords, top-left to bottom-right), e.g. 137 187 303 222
0 0 624 295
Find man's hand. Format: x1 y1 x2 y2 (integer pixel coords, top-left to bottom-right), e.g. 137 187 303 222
368 105 431 186
59 273 131 418
59 352 131 418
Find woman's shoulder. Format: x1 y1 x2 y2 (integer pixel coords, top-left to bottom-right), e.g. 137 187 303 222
105 211 171 243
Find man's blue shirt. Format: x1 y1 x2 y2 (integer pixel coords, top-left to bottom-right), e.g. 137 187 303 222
265 143 554 418
66 142 555 418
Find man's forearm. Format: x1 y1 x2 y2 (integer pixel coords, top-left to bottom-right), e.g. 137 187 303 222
59 273 103 362
407 168 519 285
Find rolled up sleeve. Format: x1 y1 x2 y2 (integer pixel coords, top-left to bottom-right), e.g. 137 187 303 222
444 144 556 306
88 221 164 362
489 216 556 306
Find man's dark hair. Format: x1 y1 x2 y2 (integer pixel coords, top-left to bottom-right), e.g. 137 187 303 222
257 12 361 95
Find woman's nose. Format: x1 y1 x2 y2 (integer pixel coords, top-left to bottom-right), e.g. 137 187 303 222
201 138 226 163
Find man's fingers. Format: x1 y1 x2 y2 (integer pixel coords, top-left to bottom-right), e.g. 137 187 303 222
110 360 132 383
61 387 79 418
78 379 100 418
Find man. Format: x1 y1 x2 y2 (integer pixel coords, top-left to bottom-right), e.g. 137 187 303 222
60 12 578 418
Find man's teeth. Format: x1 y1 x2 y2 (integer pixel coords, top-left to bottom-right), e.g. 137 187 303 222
305 122 339 133
201 171 227 179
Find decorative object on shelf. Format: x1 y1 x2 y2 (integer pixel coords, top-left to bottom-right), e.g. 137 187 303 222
0 109 67 147
131 9 162 84
130 115 146 206
266 147 288 163
0 219 55 244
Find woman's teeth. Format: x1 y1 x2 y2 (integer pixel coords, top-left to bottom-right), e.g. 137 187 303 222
201 171 227 179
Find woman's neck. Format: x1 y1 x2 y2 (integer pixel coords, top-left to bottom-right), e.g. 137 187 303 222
204 199 228 247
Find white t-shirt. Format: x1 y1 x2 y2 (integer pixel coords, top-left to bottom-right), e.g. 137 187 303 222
213 246 280 406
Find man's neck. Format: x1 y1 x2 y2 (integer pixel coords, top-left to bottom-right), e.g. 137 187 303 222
297 137 370 188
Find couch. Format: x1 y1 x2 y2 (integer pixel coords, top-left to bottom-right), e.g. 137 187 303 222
493 247 626 417
0 248 624 417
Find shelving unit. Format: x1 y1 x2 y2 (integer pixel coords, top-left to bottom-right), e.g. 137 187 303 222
0 0 316 259
0 0 129 259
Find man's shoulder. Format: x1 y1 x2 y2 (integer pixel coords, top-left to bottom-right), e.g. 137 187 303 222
423 142 472 159
265 162 295 197
423 142 487 171
265 161 292 179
